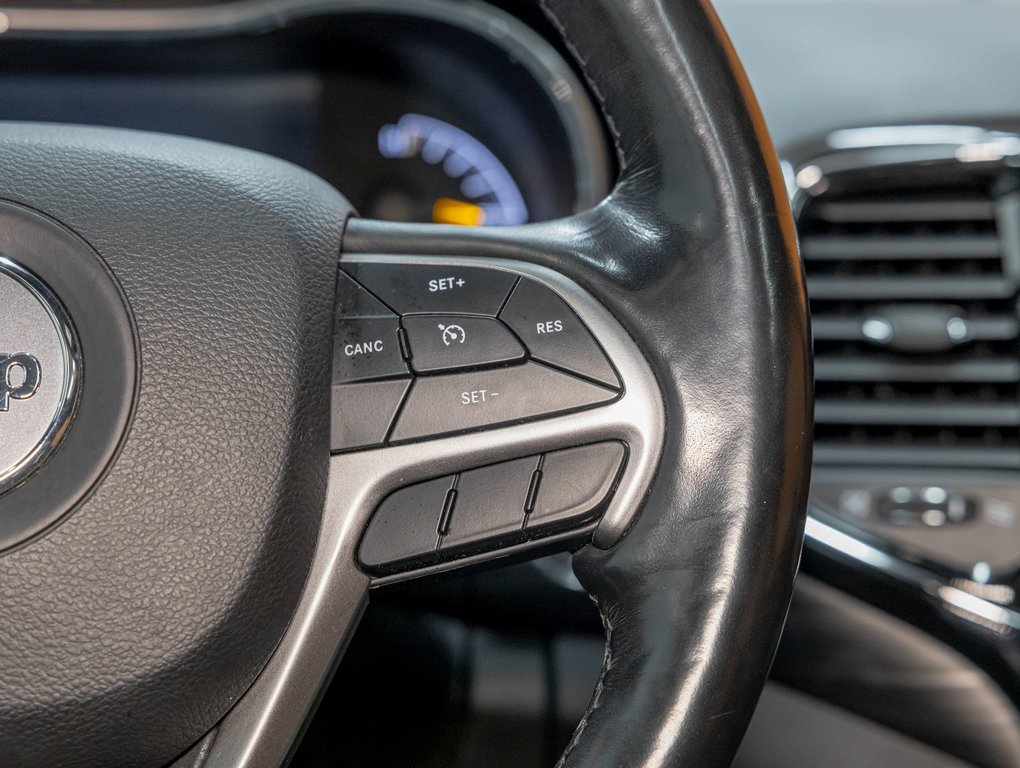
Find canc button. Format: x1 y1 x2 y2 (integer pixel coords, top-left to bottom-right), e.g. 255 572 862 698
333 317 408 383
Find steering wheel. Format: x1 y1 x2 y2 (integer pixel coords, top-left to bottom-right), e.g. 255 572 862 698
0 1 811 766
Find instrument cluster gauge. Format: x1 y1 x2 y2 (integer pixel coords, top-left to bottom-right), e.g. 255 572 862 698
375 114 529 227
316 1 611 228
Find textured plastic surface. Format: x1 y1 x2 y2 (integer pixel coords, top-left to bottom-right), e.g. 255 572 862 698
0 123 349 768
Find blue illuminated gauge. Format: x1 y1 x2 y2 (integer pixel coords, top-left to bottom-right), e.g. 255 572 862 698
377 114 529 227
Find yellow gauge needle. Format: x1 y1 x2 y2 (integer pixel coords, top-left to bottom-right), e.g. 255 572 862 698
433 198 486 226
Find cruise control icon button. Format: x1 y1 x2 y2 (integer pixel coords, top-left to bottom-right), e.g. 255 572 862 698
343 263 517 316
403 314 525 374
439 323 466 346
389 363 618 441
500 278 620 389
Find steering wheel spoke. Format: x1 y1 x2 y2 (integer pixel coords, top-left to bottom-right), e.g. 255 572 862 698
201 224 666 768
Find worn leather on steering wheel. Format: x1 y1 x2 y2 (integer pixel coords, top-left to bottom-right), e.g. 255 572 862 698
346 1 813 766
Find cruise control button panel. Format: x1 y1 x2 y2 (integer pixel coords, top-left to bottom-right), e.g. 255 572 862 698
359 442 627 574
332 260 622 452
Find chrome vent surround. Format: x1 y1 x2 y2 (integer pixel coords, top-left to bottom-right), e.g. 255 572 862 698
793 126 1020 469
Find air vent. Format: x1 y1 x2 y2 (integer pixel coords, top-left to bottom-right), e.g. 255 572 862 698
799 154 1020 469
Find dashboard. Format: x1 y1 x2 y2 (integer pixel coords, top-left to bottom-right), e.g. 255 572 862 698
0 0 609 226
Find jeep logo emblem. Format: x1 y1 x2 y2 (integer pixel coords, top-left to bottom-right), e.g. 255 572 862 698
0 256 80 495
0 353 41 411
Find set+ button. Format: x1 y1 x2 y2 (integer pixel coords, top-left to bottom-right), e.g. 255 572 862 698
343 262 518 316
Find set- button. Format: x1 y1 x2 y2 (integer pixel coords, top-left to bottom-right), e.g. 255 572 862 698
390 363 616 442
331 262 622 452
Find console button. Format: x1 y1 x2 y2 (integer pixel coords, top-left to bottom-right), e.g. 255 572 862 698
403 315 526 374
500 278 620 389
336 269 394 318
359 475 454 571
527 442 626 533
441 456 538 555
334 317 408 383
331 378 410 451
343 263 517 316
389 363 618 442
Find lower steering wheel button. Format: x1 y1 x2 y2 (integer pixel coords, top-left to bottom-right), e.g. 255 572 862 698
500 278 621 389
526 442 627 534
359 475 454 572
389 363 618 442
331 378 410 451
440 456 538 555
403 314 526 374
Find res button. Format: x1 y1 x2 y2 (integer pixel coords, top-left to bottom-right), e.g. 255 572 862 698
343 263 517 316
500 278 620 389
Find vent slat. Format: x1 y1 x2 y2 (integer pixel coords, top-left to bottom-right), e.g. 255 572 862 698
801 234 1000 261
813 200 996 223
813 444 1020 470
811 315 1019 342
814 358 1020 383
815 401 1020 427
807 276 1013 301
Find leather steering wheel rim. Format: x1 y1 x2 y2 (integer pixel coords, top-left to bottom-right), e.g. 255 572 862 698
0 1 810 766
343 1 812 765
